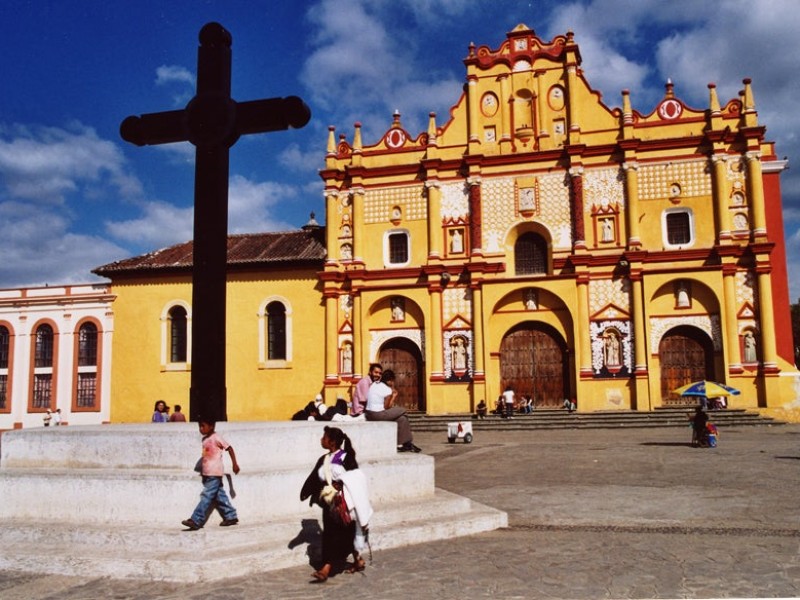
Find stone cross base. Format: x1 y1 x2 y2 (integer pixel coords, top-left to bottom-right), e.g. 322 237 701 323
0 422 507 581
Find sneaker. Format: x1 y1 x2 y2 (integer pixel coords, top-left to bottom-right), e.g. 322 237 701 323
220 518 239 527
398 442 414 453
410 443 422 453
181 519 201 530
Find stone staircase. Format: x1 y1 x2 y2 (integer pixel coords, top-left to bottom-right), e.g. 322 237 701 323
408 407 783 433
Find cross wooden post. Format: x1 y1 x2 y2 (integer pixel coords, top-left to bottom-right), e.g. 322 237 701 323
120 22 310 422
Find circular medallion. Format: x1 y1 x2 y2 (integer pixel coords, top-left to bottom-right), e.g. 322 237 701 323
385 129 406 149
481 93 499 117
658 99 683 120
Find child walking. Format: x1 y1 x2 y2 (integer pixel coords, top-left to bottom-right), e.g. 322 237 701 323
182 419 240 530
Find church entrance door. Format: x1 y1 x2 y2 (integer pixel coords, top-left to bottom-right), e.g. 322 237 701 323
499 323 569 407
659 325 714 405
379 338 424 412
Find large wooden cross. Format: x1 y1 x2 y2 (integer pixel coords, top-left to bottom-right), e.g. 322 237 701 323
120 22 311 422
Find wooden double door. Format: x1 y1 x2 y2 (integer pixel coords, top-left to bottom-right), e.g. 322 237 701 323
499 323 570 407
378 338 424 411
659 325 714 404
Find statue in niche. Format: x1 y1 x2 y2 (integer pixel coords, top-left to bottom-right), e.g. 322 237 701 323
450 229 463 253
391 297 405 321
519 187 535 211
341 224 351 238
524 289 537 311
604 330 621 367
676 282 690 308
451 336 468 371
340 243 352 260
341 342 353 374
601 218 614 242
743 331 757 363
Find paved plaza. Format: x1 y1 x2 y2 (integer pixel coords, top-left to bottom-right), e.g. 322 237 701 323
2 422 799 599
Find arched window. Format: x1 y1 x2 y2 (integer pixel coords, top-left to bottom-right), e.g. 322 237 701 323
0 325 9 411
515 232 548 275
169 306 188 363
267 301 287 360
75 322 99 409
32 323 55 409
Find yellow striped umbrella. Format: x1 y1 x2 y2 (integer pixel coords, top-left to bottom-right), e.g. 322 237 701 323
673 380 741 398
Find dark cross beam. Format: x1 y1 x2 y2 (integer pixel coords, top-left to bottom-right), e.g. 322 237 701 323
120 22 310 423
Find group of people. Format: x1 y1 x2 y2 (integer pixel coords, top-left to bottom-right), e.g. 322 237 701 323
42 408 62 426
151 399 187 422
353 362 421 453
484 388 535 419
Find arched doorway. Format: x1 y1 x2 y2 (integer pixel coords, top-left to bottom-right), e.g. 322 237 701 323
379 337 424 411
659 325 715 404
499 323 569 407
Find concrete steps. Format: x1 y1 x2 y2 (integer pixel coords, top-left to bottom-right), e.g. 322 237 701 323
0 488 506 583
408 407 783 433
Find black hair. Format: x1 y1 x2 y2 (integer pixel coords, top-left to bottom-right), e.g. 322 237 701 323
323 426 358 467
381 369 396 383
198 419 216 428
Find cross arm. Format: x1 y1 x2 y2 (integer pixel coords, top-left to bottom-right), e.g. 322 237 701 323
236 96 311 135
120 110 188 147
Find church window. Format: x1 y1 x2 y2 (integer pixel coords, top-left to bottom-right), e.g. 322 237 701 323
267 301 287 360
514 232 548 275
0 325 9 411
75 321 99 409
32 323 55 410
663 209 694 248
385 230 410 267
168 306 188 363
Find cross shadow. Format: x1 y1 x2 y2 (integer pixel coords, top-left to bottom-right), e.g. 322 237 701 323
288 518 322 566
639 442 694 447
775 456 800 460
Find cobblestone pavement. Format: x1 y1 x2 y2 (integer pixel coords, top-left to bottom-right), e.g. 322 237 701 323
2 424 799 599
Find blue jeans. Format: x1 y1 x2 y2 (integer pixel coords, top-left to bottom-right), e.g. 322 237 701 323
191 476 237 525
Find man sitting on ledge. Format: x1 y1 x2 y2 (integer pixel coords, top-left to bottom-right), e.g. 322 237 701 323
365 369 421 453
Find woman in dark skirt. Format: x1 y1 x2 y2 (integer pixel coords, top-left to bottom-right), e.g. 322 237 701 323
300 426 371 582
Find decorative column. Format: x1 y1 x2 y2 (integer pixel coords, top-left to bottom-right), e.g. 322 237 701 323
576 274 592 378
622 162 641 248
351 186 365 262
630 272 647 375
756 265 778 371
426 180 443 259
535 70 550 150
468 177 482 255
711 155 732 241
352 292 363 380
746 151 767 238
429 287 444 380
471 283 485 379
467 76 479 145
324 190 338 263
722 266 742 372
499 74 511 144
324 293 339 383
569 167 586 250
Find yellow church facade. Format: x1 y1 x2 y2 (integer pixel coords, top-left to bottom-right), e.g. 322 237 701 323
97 24 797 421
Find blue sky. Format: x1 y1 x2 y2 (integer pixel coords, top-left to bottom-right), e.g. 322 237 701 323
2 0 799 298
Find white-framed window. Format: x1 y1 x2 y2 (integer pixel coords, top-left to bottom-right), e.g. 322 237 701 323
160 301 192 371
384 229 410 268
258 296 293 368
662 208 694 249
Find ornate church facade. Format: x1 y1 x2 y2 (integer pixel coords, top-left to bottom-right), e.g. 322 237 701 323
96 24 796 421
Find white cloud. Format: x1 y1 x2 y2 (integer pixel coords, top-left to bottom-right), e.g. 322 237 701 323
228 175 298 233
0 123 141 203
155 65 195 87
105 200 194 249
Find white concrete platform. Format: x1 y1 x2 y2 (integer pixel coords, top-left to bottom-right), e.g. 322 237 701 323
0 421 507 581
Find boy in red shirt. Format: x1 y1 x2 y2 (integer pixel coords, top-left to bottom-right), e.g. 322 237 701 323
182 419 240 530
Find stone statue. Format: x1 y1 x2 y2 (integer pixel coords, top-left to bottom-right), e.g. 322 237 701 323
743 331 757 363
451 336 467 371
391 297 405 321
604 330 621 366
451 229 463 253
341 343 353 373
602 218 613 242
